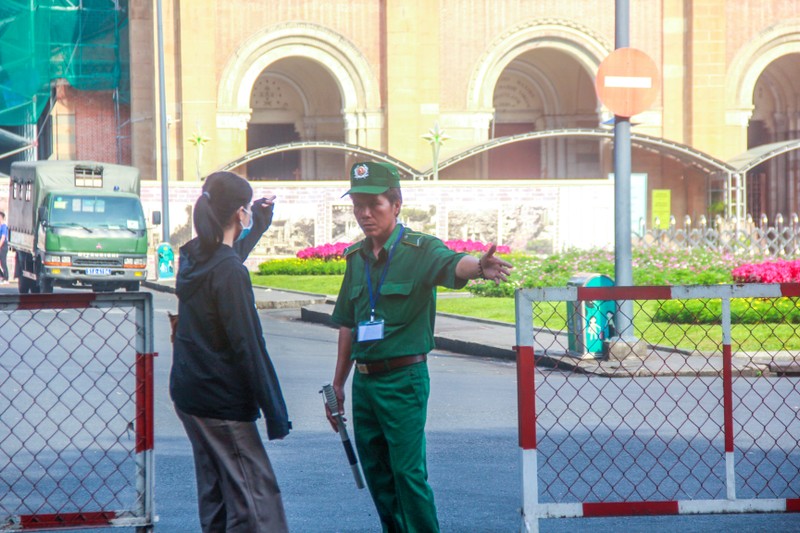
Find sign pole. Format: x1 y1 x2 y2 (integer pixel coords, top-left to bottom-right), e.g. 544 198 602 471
156 0 170 244
613 0 635 341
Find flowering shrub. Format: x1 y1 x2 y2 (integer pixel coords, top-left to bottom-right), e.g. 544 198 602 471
732 259 800 283
465 247 758 298
258 258 346 275
654 297 800 324
444 239 511 254
296 242 352 260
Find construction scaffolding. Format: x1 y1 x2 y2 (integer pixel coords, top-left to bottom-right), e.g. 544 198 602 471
0 0 128 160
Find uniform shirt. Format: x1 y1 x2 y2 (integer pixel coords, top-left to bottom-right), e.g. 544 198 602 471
331 224 468 361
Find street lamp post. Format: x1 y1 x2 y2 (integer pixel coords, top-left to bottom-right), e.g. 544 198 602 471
422 122 449 181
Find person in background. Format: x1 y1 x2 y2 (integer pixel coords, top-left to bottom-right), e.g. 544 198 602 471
170 171 290 533
326 161 512 532
0 212 9 284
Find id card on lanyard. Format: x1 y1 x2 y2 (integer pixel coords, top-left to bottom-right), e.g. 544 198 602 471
357 226 405 343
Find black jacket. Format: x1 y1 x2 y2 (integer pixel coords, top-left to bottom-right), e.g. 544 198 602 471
169 233 290 440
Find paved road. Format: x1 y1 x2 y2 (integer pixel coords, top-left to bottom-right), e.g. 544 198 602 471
2 287 798 532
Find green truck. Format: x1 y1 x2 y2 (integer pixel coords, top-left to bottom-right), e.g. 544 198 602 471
8 160 160 293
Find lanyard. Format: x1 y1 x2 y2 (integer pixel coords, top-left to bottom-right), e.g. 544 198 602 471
364 225 405 321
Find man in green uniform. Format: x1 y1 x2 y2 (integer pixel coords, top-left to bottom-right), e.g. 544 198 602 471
325 161 512 532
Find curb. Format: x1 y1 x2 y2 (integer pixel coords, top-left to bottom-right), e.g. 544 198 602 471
143 280 328 310
142 280 174 294
300 303 517 360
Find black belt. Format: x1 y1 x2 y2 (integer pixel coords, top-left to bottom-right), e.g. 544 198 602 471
355 354 427 376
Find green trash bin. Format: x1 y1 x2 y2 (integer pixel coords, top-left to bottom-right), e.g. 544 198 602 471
156 242 175 280
566 273 616 358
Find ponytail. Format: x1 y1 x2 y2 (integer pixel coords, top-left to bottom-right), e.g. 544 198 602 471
193 171 253 252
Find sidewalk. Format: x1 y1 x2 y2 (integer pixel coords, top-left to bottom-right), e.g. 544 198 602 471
144 278 517 360
143 279 778 376
143 279 330 310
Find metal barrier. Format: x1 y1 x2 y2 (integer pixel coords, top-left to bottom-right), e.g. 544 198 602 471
634 213 800 256
514 284 800 532
0 293 156 532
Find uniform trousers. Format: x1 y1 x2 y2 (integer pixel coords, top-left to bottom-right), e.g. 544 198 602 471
352 361 439 533
176 408 288 533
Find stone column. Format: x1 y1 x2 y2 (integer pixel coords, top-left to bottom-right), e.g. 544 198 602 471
385 0 441 169
128 0 157 179
176 0 218 181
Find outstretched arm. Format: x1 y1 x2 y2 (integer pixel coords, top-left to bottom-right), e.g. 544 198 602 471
234 196 275 260
455 243 513 284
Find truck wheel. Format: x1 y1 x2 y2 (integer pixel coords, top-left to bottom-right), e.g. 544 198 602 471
125 282 140 292
17 276 32 294
39 275 53 294
16 252 33 294
36 264 53 293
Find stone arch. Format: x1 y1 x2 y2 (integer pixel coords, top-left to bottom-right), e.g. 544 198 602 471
217 22 381 145
494 61 562 123
467 19 611 112
726 21 800 124
726 21 800 220
464 19 610 180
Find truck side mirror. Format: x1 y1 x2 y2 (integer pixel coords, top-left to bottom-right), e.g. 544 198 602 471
37 205 47 226
151 211 162 225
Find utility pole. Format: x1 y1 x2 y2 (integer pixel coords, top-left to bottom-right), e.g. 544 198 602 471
156 0 170 243
613 0 634 341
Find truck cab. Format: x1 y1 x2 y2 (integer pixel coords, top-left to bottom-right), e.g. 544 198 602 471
9 161 160 293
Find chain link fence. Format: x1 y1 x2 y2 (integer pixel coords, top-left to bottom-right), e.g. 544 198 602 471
514 284 800 532
0 293 155 532
635 214 800 256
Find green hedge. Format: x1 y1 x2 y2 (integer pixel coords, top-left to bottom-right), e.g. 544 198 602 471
258 247 762 299
465 248 745 298
653 297 800 324
258 258 346 275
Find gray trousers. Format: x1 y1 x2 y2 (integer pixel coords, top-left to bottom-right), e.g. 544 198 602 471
176 408 289 533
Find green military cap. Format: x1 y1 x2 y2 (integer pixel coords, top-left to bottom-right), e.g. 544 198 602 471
342 161 401 196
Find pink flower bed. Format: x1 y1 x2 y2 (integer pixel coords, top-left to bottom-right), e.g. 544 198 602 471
732 259 800 283
296 239 511 260
444 239 511 254
296 242 352 260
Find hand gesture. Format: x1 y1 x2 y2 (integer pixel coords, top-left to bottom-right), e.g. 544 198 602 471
251 195 276 229
479 244 513 284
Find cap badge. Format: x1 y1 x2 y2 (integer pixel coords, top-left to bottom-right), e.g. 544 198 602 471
353 164 369 180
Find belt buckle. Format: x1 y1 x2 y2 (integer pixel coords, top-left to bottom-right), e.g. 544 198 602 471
356 363 370 375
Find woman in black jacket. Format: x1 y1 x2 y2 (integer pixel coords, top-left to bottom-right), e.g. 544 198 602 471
170 171 291 533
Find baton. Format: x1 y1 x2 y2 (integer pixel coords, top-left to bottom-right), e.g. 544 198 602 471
321 383 365 489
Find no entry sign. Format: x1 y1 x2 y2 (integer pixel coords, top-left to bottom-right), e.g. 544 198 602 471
595 47 660 118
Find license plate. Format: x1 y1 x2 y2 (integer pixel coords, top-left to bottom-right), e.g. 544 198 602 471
86 268 112 276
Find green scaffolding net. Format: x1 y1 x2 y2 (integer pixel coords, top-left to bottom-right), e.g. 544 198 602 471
0 0 129 127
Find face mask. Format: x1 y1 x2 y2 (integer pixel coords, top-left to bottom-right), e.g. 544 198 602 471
236 206 253 242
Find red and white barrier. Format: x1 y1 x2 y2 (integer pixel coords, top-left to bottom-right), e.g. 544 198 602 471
0 293 156 532
514 284 800 532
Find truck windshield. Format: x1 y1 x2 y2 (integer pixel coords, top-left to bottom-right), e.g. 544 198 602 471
48 195 146 231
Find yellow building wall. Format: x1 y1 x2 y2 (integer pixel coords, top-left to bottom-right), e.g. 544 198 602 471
688 0 734 158
385 1 441 169
128 0 795 183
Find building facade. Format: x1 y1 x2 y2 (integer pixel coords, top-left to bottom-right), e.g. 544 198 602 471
39 0 800 251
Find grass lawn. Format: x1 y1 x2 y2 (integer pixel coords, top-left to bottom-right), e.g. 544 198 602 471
251 274 800 352
251 274 343 295
436 296 516 323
